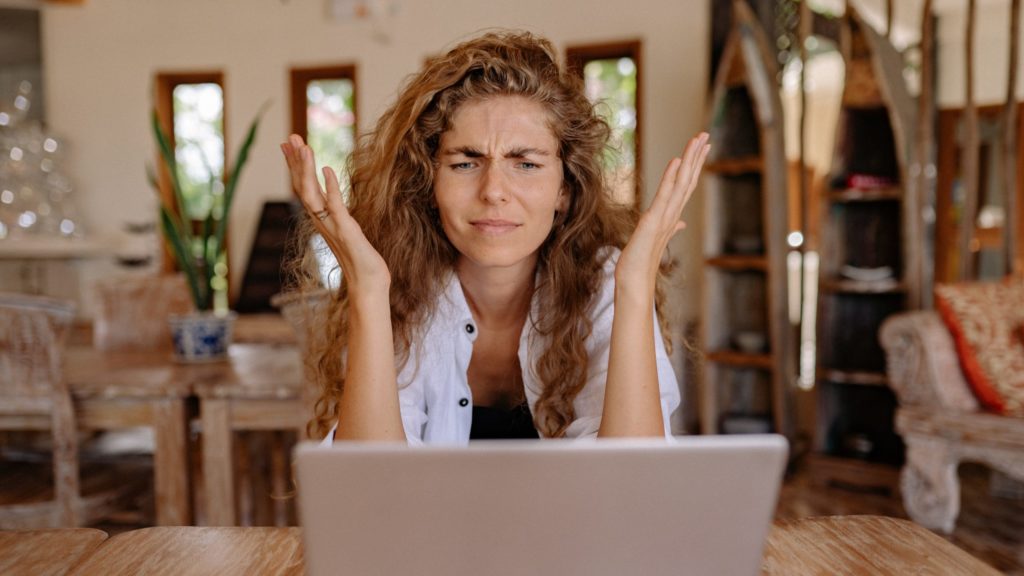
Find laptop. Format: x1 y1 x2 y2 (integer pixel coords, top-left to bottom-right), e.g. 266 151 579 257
295 435 788 576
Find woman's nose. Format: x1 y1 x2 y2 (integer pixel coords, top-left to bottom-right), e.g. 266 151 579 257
480 163 510 204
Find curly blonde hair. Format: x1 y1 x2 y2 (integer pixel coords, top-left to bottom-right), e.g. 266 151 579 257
293 30 671 439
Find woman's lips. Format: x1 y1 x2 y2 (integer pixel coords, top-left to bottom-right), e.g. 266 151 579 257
470 219 520 234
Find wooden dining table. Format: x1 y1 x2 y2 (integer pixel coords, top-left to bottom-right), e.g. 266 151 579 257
193 344 305 526
0 528 108 576
0 515 1000 575
64 341 304 526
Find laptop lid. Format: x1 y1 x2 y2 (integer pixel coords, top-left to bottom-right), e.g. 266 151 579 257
295 435 788 576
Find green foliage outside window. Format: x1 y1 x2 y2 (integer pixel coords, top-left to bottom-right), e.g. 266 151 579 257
583 57 637 205
306 78 356 191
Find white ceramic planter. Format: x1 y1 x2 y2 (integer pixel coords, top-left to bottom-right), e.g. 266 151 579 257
167 311 237 363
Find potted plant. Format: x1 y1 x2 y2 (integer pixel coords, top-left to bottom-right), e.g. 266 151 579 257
148 107 263 362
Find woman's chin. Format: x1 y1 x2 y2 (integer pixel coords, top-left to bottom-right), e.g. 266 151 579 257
456 249 541 275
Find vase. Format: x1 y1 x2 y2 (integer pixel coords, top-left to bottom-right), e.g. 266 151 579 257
167 311 237 363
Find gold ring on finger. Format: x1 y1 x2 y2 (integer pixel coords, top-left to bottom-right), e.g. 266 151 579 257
313 209 330 221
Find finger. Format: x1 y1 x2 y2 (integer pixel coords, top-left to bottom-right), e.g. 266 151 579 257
296 145 328 214
282 135 306 168
676 133 708 190
666 135 710 220
280 143 300 190
321 166 350 224
648 156 682 215
660 135 706 224
281 137 308 196
675 139 709 212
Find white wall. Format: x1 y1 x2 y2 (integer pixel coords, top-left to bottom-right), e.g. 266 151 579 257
847 0 1023 108
41 0 709 329
936 0 1024 108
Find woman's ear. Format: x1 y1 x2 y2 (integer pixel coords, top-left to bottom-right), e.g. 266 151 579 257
556 186 570 212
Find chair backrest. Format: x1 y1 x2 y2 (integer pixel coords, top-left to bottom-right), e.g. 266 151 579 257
0 292 76 402
271 289 332 436
0 292 81 527
92 274 193 351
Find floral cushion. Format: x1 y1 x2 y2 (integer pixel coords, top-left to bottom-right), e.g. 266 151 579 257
934 279 1024 417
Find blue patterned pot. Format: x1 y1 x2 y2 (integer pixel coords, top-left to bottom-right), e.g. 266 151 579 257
168 311 237 363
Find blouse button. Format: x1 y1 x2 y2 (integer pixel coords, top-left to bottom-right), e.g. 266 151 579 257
459 398 469 407
465 324 475 334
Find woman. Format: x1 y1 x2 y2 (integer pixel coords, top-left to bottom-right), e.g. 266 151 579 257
282 31 709 443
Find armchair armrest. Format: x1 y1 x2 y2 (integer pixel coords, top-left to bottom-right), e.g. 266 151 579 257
879 311 979 412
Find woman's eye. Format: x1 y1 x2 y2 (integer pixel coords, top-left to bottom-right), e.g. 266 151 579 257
518 161 540 170
451 162 475 170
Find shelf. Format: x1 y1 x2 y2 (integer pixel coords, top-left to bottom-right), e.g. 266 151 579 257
705 156 763 175
818 369 889 386
704 255 768 271
819 278 906 294
828 187 902 203
840 98 887 110
706 350 774 369
0 237 110 260
700 1 790 439
973 226 1004 250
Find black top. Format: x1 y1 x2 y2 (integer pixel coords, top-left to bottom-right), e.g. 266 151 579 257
469 402 539 440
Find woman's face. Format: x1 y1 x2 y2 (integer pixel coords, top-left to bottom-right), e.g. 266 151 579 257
433 96 567 276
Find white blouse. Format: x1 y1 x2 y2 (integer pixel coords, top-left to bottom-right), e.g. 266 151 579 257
325 249 681 445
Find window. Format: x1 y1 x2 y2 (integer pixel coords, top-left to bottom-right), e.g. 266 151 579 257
290 65 357 190
290 65 357 289
155 71 229 309
566 41 642 207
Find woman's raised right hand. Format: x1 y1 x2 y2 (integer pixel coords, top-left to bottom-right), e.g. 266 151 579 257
281 134 391 296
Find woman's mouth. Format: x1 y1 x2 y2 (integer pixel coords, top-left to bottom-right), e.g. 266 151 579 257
470 219 520 234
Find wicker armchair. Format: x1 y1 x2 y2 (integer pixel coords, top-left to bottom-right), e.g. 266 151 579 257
880 310 1024 534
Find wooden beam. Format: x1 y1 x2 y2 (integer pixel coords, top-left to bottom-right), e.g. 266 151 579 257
914 0 935 308
886 0 894 39
1004 0 1021 275
960 0 979 280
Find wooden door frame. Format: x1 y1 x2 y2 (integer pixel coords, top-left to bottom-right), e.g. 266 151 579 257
288 64 358 140
565 40 643 210
153 71 231 299
935 102 1024 283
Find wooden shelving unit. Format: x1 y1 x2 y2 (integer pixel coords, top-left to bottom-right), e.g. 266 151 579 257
700 0 794 438
810 5 918 489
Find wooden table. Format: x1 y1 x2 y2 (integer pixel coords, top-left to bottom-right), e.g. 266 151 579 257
193 344 305 526
64 343 304 526
65 348 199 526
3 515 991 575
0 528 108 576
66 527 304 576
233 313 297 346
761 515 1001 575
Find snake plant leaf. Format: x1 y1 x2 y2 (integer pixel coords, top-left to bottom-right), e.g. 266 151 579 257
213 103 267 259
151 110 192 247
151 102 267 312
159 206 205 309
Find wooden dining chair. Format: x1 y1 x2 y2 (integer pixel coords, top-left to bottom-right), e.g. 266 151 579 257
0 292 121 528
92 274 193 351
231 289 330 526
271 288 332 426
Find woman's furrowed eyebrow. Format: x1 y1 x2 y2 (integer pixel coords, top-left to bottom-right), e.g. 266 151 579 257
440 145 553 159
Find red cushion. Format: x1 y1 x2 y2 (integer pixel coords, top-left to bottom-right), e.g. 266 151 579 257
934 279 1024 417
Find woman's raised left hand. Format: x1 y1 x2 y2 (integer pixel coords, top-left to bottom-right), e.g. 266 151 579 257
615 132 710 302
